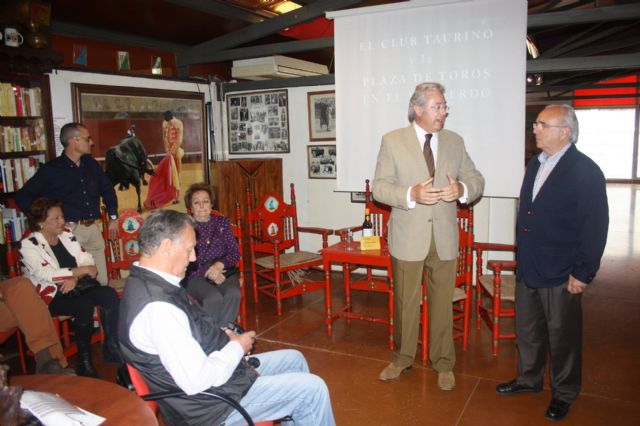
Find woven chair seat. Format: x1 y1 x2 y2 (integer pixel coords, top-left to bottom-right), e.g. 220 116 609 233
452 287 467 302
478 274 516 302
254 251 321 269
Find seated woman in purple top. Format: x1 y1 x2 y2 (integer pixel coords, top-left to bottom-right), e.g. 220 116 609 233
183 183 241 325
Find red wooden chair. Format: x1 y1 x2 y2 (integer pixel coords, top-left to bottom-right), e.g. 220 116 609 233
246 183 332 315
473 241 517 356
101 208 144 296
126 363 275 425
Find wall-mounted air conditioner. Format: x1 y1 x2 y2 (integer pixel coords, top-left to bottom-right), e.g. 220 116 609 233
231 55 329 80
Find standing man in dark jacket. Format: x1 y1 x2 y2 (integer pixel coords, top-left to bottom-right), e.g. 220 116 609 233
16 122 119 285
119 210 335 425
496 104 609 422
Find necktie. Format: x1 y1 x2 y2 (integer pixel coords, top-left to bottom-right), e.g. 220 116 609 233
423 133 435 177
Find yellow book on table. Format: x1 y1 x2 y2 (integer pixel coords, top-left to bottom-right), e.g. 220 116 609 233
360 236 381 251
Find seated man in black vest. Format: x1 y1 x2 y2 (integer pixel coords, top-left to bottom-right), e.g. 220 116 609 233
118 210 335 426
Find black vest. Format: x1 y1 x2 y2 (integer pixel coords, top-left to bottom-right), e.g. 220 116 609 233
119 265 257 426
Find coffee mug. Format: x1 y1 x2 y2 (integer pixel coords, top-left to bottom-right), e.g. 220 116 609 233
4 28 24 47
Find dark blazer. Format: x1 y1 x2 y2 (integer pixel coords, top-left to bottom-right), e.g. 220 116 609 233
516 144 609 288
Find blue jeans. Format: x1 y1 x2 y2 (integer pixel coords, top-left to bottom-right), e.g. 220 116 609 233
223 349 335 426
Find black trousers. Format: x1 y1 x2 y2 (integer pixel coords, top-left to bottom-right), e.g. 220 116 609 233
48 286 120 349
515 280 583 403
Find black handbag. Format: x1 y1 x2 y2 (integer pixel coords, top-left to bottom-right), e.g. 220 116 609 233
62 275 100 298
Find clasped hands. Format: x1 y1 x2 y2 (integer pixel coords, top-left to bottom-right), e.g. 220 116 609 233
411 172 463 205
205 261 227 285
59 265 98 294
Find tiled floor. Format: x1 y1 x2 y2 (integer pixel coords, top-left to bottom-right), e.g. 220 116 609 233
7 184 640 425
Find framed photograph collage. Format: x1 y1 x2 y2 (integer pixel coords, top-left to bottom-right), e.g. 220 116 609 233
226 90 289 154
307 90 336 179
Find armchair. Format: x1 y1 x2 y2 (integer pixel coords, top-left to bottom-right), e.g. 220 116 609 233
473 242 517 356
246 183 332 315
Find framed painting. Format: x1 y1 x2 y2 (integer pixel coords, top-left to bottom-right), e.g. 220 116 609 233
226 89 289 154
307 90 335 141
71 83 207 213
308 144 336 179
350 192 366 203
117 51 130 71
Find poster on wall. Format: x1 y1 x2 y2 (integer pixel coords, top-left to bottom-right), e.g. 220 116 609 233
226 90 290 154
72 83 206 213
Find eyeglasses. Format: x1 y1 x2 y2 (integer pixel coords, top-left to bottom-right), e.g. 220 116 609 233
532 121 567 130
74 135 93 142
424 104 450 113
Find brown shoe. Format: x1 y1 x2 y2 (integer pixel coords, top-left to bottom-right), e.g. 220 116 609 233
438 371 455 390
378 363 412 382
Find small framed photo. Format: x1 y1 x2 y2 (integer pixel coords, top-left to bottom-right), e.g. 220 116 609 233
350 192 366 203
73 44 87 66
307 90 335 141
308 144 336 179
117 51 130 71
151 56 163 75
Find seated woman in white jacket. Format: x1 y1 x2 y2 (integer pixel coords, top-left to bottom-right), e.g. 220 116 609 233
19 197 121 378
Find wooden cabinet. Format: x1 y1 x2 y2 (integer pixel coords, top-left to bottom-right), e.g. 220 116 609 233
210 158 283 264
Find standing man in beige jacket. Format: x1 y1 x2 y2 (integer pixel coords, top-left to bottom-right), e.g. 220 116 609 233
373 82 484 390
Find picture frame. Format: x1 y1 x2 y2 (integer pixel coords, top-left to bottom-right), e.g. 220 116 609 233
71 83 207 212
307 90 336 141
117 51 130 71
350 192 366 203
226 90 289 154
73 44 87 66
307 144 337 179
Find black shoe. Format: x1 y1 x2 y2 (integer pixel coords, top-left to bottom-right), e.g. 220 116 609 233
102 341 124 364
545 398 570 421
75 352 99 378
496 379 542 396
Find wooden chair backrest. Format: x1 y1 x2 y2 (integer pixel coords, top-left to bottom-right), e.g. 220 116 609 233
364 179 391 238
456 204 474 286
246 183 300 254
102 208 144 280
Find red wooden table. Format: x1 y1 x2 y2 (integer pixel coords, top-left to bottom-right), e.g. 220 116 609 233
321 240 394 349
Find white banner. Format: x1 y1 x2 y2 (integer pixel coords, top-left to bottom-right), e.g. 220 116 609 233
330 0 527 197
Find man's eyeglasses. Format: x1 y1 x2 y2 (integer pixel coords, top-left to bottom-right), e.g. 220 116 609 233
532 122 567 130
74 135 93 142
424 104 450 113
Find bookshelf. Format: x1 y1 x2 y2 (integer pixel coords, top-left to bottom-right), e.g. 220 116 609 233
0 47 59 273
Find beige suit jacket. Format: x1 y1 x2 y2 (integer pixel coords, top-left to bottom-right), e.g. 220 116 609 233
372 125 484 261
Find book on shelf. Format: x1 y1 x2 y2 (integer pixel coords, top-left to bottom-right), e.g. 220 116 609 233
0 82 42 117
0 120 47 152
0 154 45 194
1 205 27 241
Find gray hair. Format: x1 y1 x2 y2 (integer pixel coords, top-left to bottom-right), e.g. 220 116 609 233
408 82 445 122
59 122 86 148
138 210 195 256
544 104 579 144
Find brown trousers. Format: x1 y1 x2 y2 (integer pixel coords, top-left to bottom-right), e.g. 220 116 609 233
391 235 457 372
0 277 68 367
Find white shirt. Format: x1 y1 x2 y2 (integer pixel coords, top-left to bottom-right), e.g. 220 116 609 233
128 263 244 395
406 122 469 207
532 143 572 201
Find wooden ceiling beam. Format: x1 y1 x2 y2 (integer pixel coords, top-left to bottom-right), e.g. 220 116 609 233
164 0 266 24
180 0 365 65
528 3 640 28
